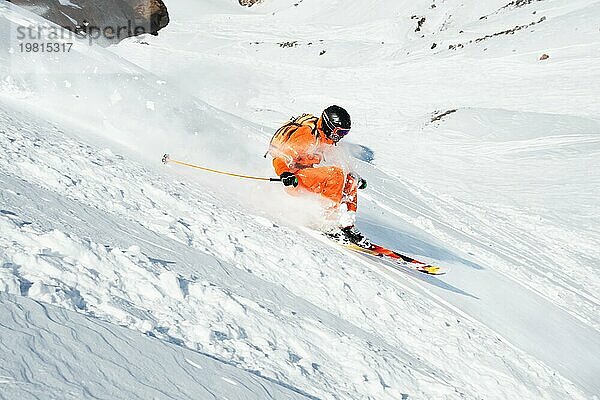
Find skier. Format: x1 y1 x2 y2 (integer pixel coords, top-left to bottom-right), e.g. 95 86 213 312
267 105 369 246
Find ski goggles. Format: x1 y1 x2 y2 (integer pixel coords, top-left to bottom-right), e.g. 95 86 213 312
329 127 351 142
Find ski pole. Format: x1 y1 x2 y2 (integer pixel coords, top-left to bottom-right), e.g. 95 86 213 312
162 154 282 182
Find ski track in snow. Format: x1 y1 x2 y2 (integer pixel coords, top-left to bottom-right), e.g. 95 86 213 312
1 0 600 398
363 182 600 331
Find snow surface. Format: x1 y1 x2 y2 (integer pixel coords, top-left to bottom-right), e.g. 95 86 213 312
0 293 308 400
1 0 599 399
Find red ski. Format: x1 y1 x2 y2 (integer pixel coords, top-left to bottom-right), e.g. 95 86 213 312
344 242 445 275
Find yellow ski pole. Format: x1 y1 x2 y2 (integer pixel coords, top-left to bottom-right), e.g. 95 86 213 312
162 154 282 182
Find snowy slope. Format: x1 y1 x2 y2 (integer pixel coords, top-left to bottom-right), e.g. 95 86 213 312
0 293 307 400
1 0 599 399
2 93 585 399
112 0 600 394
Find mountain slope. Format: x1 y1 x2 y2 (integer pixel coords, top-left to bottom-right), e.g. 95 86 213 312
3 92 586 398
1 0 599 399
112 0 599 394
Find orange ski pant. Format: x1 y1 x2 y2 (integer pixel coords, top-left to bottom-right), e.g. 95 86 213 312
291 166 358 212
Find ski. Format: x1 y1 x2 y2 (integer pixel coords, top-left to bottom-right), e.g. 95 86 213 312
342 242 445 275
310 228 446 276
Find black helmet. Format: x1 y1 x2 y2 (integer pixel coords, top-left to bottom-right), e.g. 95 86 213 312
321 105 351 142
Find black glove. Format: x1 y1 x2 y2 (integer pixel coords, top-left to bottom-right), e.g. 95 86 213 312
280 172 299 187
350 172 367 190
357 177 367 190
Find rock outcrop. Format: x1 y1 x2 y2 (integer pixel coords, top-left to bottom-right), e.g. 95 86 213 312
8 0 169 44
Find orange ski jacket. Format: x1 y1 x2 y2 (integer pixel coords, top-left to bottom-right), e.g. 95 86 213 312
268 114 335 176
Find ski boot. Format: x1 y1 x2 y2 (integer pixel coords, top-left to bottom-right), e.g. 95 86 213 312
341 225 371 248
325 225 371 248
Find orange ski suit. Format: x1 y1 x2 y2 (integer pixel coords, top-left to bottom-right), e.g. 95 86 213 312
269 114 359 213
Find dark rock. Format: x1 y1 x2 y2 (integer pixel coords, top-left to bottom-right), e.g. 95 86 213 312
415 16 426 32
431 109 457 123
278 41 298 48
130 0 169 35
239 0 263 6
